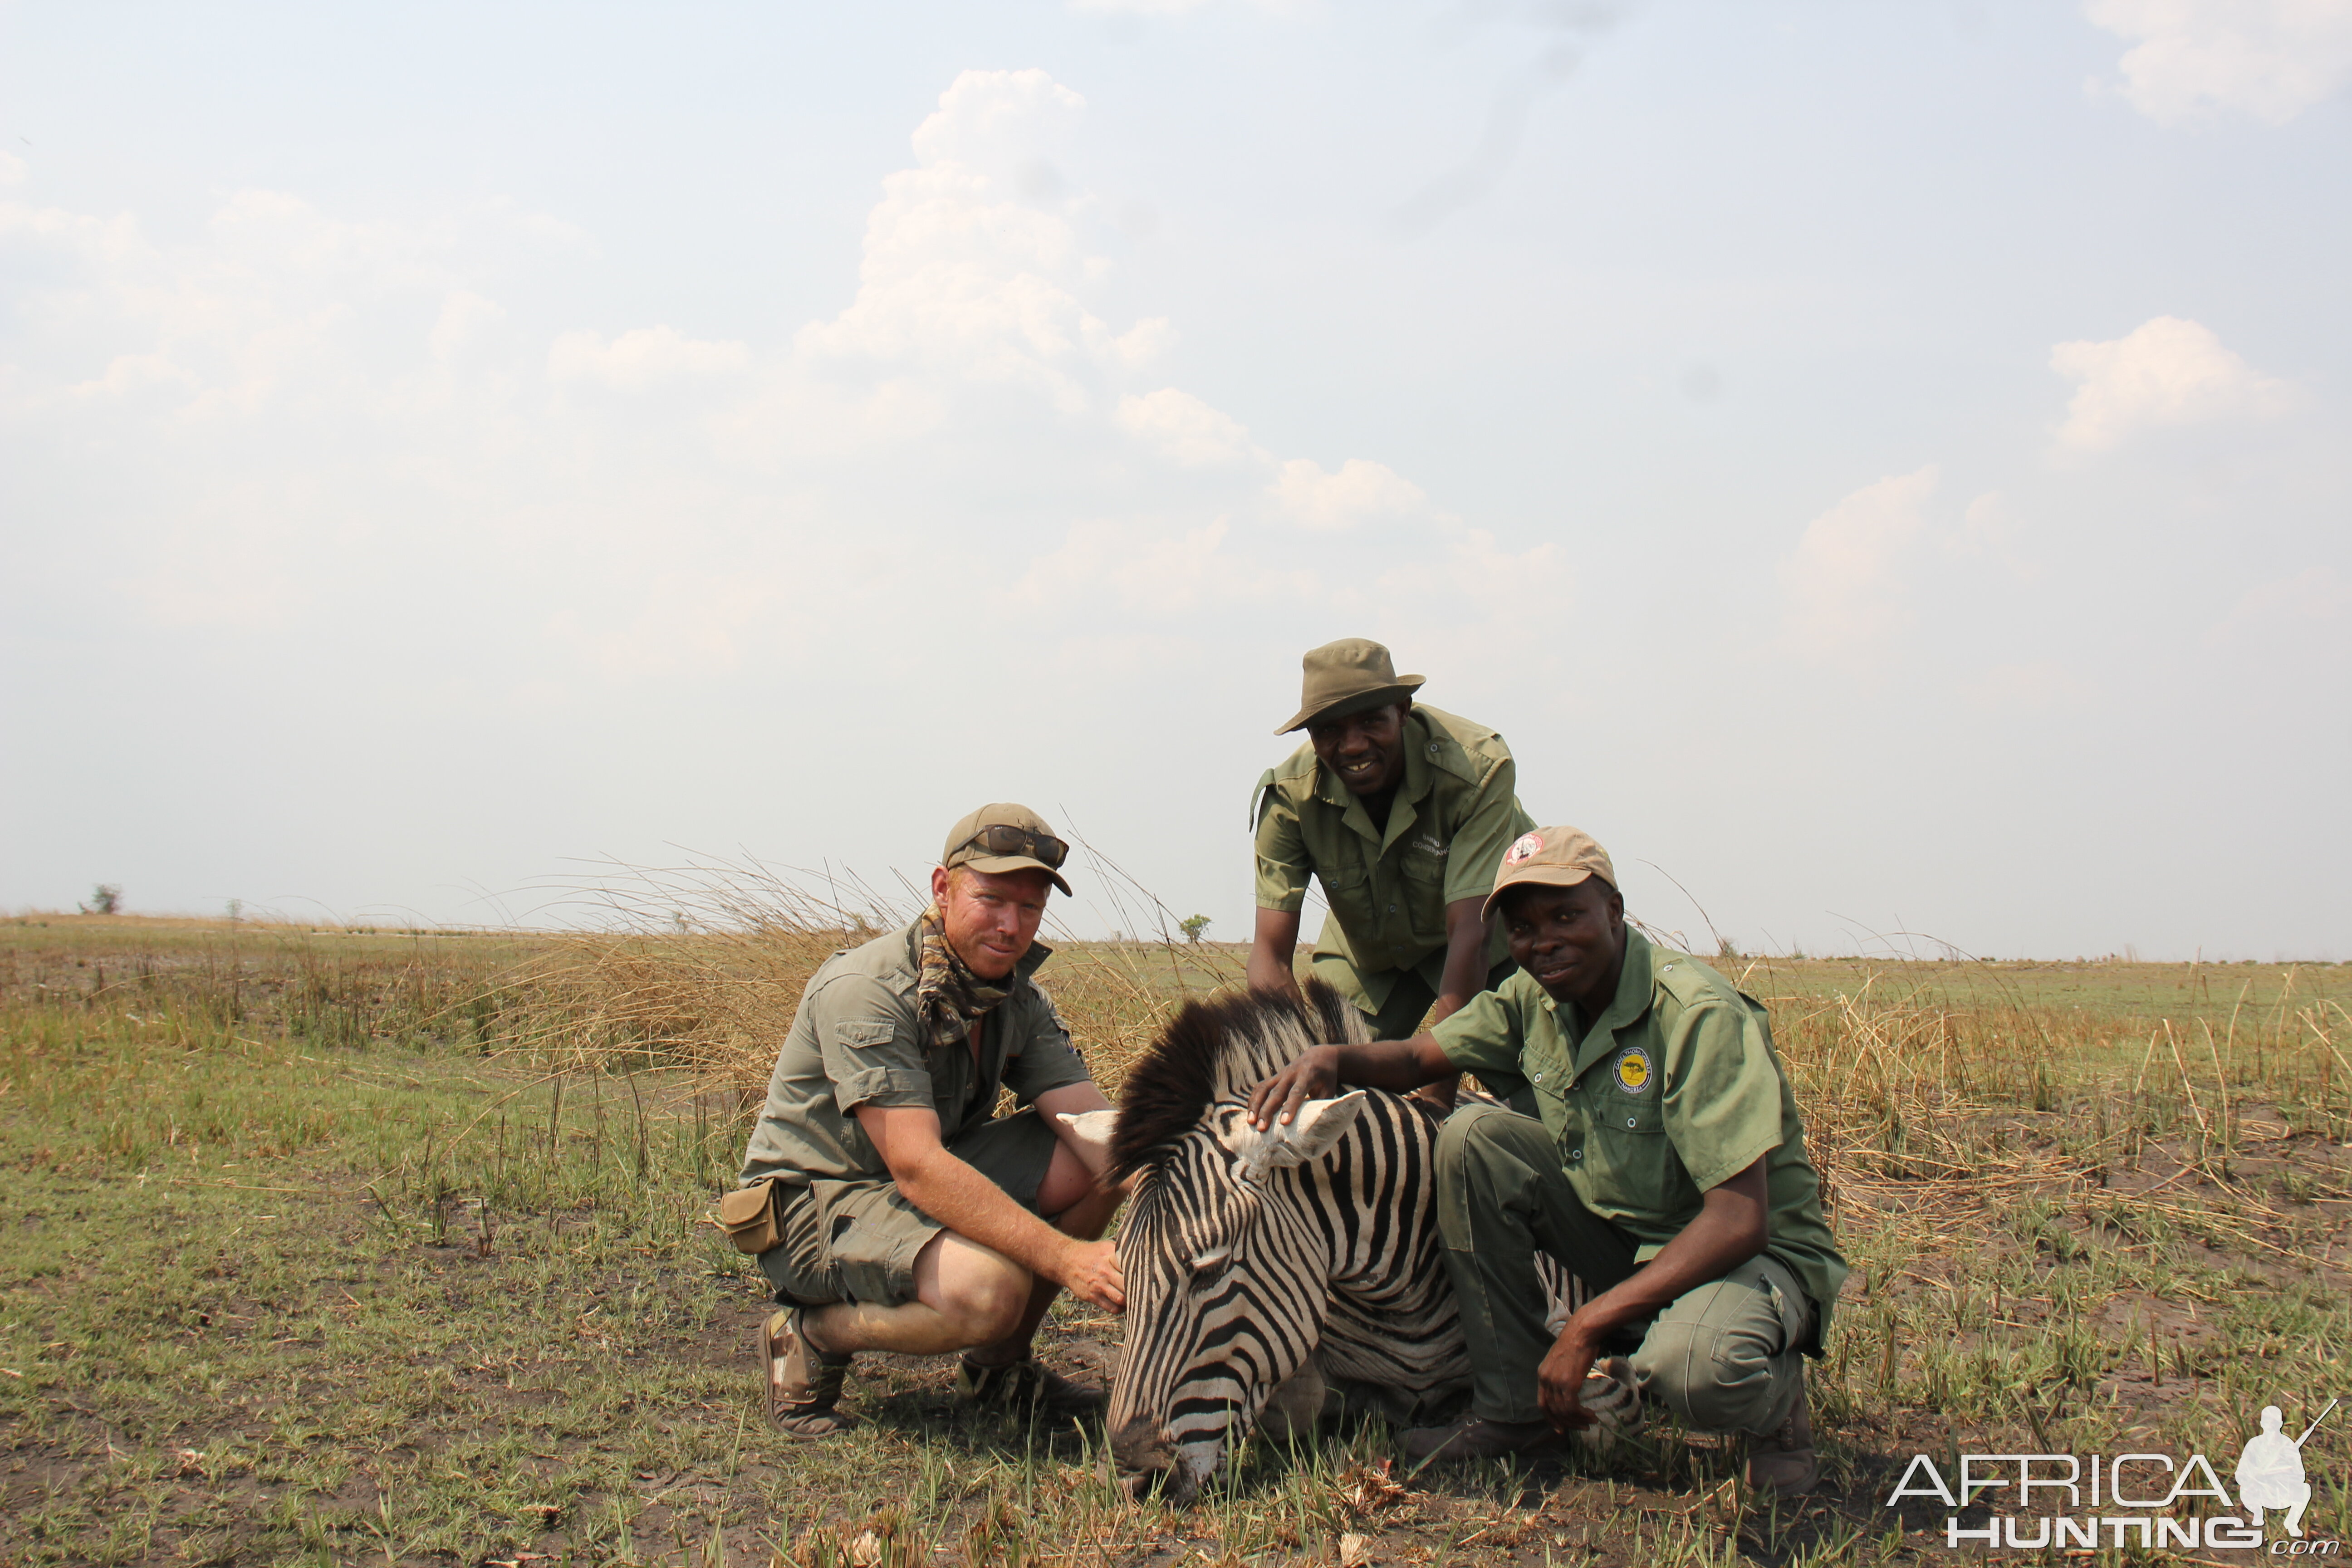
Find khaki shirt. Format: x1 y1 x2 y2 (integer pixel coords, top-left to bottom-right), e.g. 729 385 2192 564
1431 929 1847 1338
1252 705 1534 1014
739 920 1093 1188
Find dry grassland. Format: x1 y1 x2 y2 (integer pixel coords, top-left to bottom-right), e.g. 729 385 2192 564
0 887 2346 1567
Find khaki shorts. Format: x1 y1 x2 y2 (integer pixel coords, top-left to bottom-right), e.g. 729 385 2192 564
757 1109 1061 1309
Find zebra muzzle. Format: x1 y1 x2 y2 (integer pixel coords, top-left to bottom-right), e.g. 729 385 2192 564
1110 1420 1196 1505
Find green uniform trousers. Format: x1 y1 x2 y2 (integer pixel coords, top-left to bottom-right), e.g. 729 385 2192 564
1435 1103 1814 1433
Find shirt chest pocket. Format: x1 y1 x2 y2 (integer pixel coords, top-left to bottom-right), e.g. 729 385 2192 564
1399 843 1449 935
1315 856 1377 925
1574 1047 1668 1182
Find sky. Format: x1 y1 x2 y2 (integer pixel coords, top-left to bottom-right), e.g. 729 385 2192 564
3 0 2347 961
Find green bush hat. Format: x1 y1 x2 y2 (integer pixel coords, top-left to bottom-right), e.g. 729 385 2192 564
1480 827 1617 921
941 803 1073 897
1275 638 1426 734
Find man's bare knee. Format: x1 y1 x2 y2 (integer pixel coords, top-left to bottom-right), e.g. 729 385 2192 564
944 1262 1031 1343
919 1232 1034 1345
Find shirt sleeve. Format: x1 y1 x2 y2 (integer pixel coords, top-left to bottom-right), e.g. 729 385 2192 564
1253 770 1313 913
810 973 935 1116
1001 984 1094 1105
1431 984 1526 1080
1441 753 1529 907
1660 999 1787 1193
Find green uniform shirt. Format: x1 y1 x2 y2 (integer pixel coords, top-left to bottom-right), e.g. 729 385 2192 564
1252 705 1535 1015
1431 929 1847 1334
739 919 1093 1188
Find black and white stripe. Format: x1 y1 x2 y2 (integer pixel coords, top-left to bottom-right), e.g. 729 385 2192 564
1103 982 1582 1504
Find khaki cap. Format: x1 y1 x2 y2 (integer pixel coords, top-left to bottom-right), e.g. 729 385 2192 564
942 803 1073 897
1481 826 1617 921
1275 637 1426 734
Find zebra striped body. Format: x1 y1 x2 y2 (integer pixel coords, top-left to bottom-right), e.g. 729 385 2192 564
1103 982 1580 1505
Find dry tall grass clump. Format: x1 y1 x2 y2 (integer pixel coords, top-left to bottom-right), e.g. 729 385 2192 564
519 850 1248 1107
1745 955 2352 1267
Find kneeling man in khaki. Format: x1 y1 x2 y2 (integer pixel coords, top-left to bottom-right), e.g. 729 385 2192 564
1248 827 1846 1493
737 805 1125 1436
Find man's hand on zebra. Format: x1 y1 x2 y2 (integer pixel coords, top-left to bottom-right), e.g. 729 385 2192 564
1246 1034 1456 1130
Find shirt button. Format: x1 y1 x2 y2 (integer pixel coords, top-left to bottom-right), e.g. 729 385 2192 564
1531 1071 1543 1082
1625 1117 1637 1128
1569 1148 1583 1160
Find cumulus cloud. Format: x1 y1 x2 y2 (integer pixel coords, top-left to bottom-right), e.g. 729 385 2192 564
1271 457 1428 531
794 69 1165 414
1116 388 1264 467
1 63 1505 715
2086 0 2352 124
1945 491 2041 583
548 325 750 388
2049 315 2287 452
1778 466 1940 662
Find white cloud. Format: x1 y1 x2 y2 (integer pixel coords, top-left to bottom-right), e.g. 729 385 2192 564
1271 457 1427 530
0 150 26 186
548 325 750 388
1017 516 1314 614
2087 0 2352 124
1116 387 1264 466
1 65 1495 725
794 68 1160 414
1945 491 2041 583
1778 466 1939 661
2050 316 2287 452
428 291 506 362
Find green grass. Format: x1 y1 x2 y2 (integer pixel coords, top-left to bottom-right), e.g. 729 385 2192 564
2 916 2347 1565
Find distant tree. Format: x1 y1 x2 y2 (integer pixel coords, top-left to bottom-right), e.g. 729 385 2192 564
226 898 243 923
1178 913 1213 946
1717 936 1742 960
86 884 122 916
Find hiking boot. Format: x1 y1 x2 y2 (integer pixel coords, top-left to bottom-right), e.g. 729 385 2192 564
1401 1417 1557 1465
1744 1370 1819 1496
760 1308 854 1439
956 1356 1106 1420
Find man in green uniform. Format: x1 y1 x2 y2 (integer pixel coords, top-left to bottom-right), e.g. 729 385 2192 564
1249 638 1536 1058
739 804 1125 1437
1247 827 1846 1494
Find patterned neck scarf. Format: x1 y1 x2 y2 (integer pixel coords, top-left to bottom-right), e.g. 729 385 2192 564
916 906 1039 1053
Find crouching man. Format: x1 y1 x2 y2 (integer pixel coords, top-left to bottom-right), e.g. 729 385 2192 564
738 804 1125 1436
1247 827 1846 1494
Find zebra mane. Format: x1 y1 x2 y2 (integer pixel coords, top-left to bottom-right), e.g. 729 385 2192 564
1107 978 1371 1184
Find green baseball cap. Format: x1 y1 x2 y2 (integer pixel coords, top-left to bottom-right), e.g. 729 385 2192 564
941 803 1073 897
1275 638 1425 734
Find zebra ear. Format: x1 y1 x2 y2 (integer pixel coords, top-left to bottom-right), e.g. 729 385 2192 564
1219 1091 1368 1175
1054 1109 1119 1176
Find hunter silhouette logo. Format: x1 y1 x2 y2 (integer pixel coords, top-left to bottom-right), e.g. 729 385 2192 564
1883 1396 2339 1552
2238 1400 2333 1539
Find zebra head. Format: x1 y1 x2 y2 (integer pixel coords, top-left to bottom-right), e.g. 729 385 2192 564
1098 982 1373 1506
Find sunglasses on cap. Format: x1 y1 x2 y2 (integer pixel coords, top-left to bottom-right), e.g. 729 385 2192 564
954 824 1070 870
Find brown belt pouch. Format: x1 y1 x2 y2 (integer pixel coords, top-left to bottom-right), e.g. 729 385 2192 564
719 1179 784 1256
